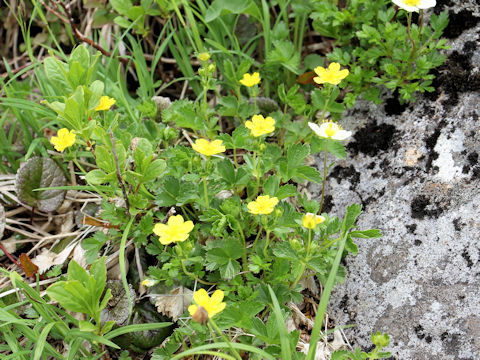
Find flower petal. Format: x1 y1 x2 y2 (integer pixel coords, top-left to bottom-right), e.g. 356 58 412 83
418 0 435 8
153 223 168 236
308 122 324 137
331 130 352 140
210 290 224 304
314 66 327 77
329 62 341 72
188 304 198 316
193 288 209 307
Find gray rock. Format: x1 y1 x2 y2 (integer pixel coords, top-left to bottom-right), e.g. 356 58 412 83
308 8 480 360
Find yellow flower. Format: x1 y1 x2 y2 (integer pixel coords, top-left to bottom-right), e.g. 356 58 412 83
198 52 210 62
308 121 352 141
50 128 76 152
240 72 261 87
313 63 349 85
153 215 194 245
247 195 279 215
141 279 156 287
302 213 325 229
192 139 226 157
392 0 435 12
188 288 226 322
245 114 276 137
95 96 116 111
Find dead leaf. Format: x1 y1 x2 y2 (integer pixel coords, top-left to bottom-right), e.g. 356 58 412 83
154 286 193 321
19 253 39 277
32 241 79 274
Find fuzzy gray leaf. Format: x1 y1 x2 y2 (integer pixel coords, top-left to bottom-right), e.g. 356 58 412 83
15 157 66 212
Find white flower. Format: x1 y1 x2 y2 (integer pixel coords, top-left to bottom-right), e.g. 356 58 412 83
308 121 352 141
392 0 436 12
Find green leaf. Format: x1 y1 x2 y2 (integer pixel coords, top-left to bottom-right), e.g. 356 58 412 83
266 40 300 74
101 321 116 335
349 229 381 238
310 137 347 159
79 320 97 333
46 281 90 314
341 204 362 233
162 100 203 130
217 159 236 187
89 257 107 302
110 0 133 15
345 235 358 255
44 57 70 93
205 0 260 22
268 286 292 360
15 157 66 212
143 159 166 182
85 169 108 185
104 322 172 340
295 166 323 183
33 322 56 360
272 242 298 261
278 143 309 182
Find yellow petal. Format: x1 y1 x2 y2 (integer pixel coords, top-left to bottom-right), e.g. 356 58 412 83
188 304 198 316
193 288 209 306
329 62 341 72
168 215 184 227
210 290 224 304
314 66 327 77
152 223 168 236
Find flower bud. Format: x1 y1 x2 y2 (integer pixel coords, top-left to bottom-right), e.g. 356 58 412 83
191 306 209 325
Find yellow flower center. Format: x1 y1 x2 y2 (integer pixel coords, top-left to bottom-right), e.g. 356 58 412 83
404 0 421 5
324 122 342 137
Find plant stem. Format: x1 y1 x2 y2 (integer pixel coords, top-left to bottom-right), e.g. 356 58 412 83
209 318 242 360
252 225 263 251
306 232 348 360
406 12 416 77
120 217 135 322
419 9 424 46
291 229 312 288
318 85 334 122
234 221 248 272
110 130 130 212
233 146 238 167
203 177 209 209
319 140 329 213
262 230 271 259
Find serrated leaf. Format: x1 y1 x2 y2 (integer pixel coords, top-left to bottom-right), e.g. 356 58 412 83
272 242 298 261
345 235 358 255
349 229 382 238
341 204 362 233
295 166 323 183
15 157 66 212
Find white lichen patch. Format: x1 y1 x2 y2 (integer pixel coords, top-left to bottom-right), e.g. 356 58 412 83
433 129 466 182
